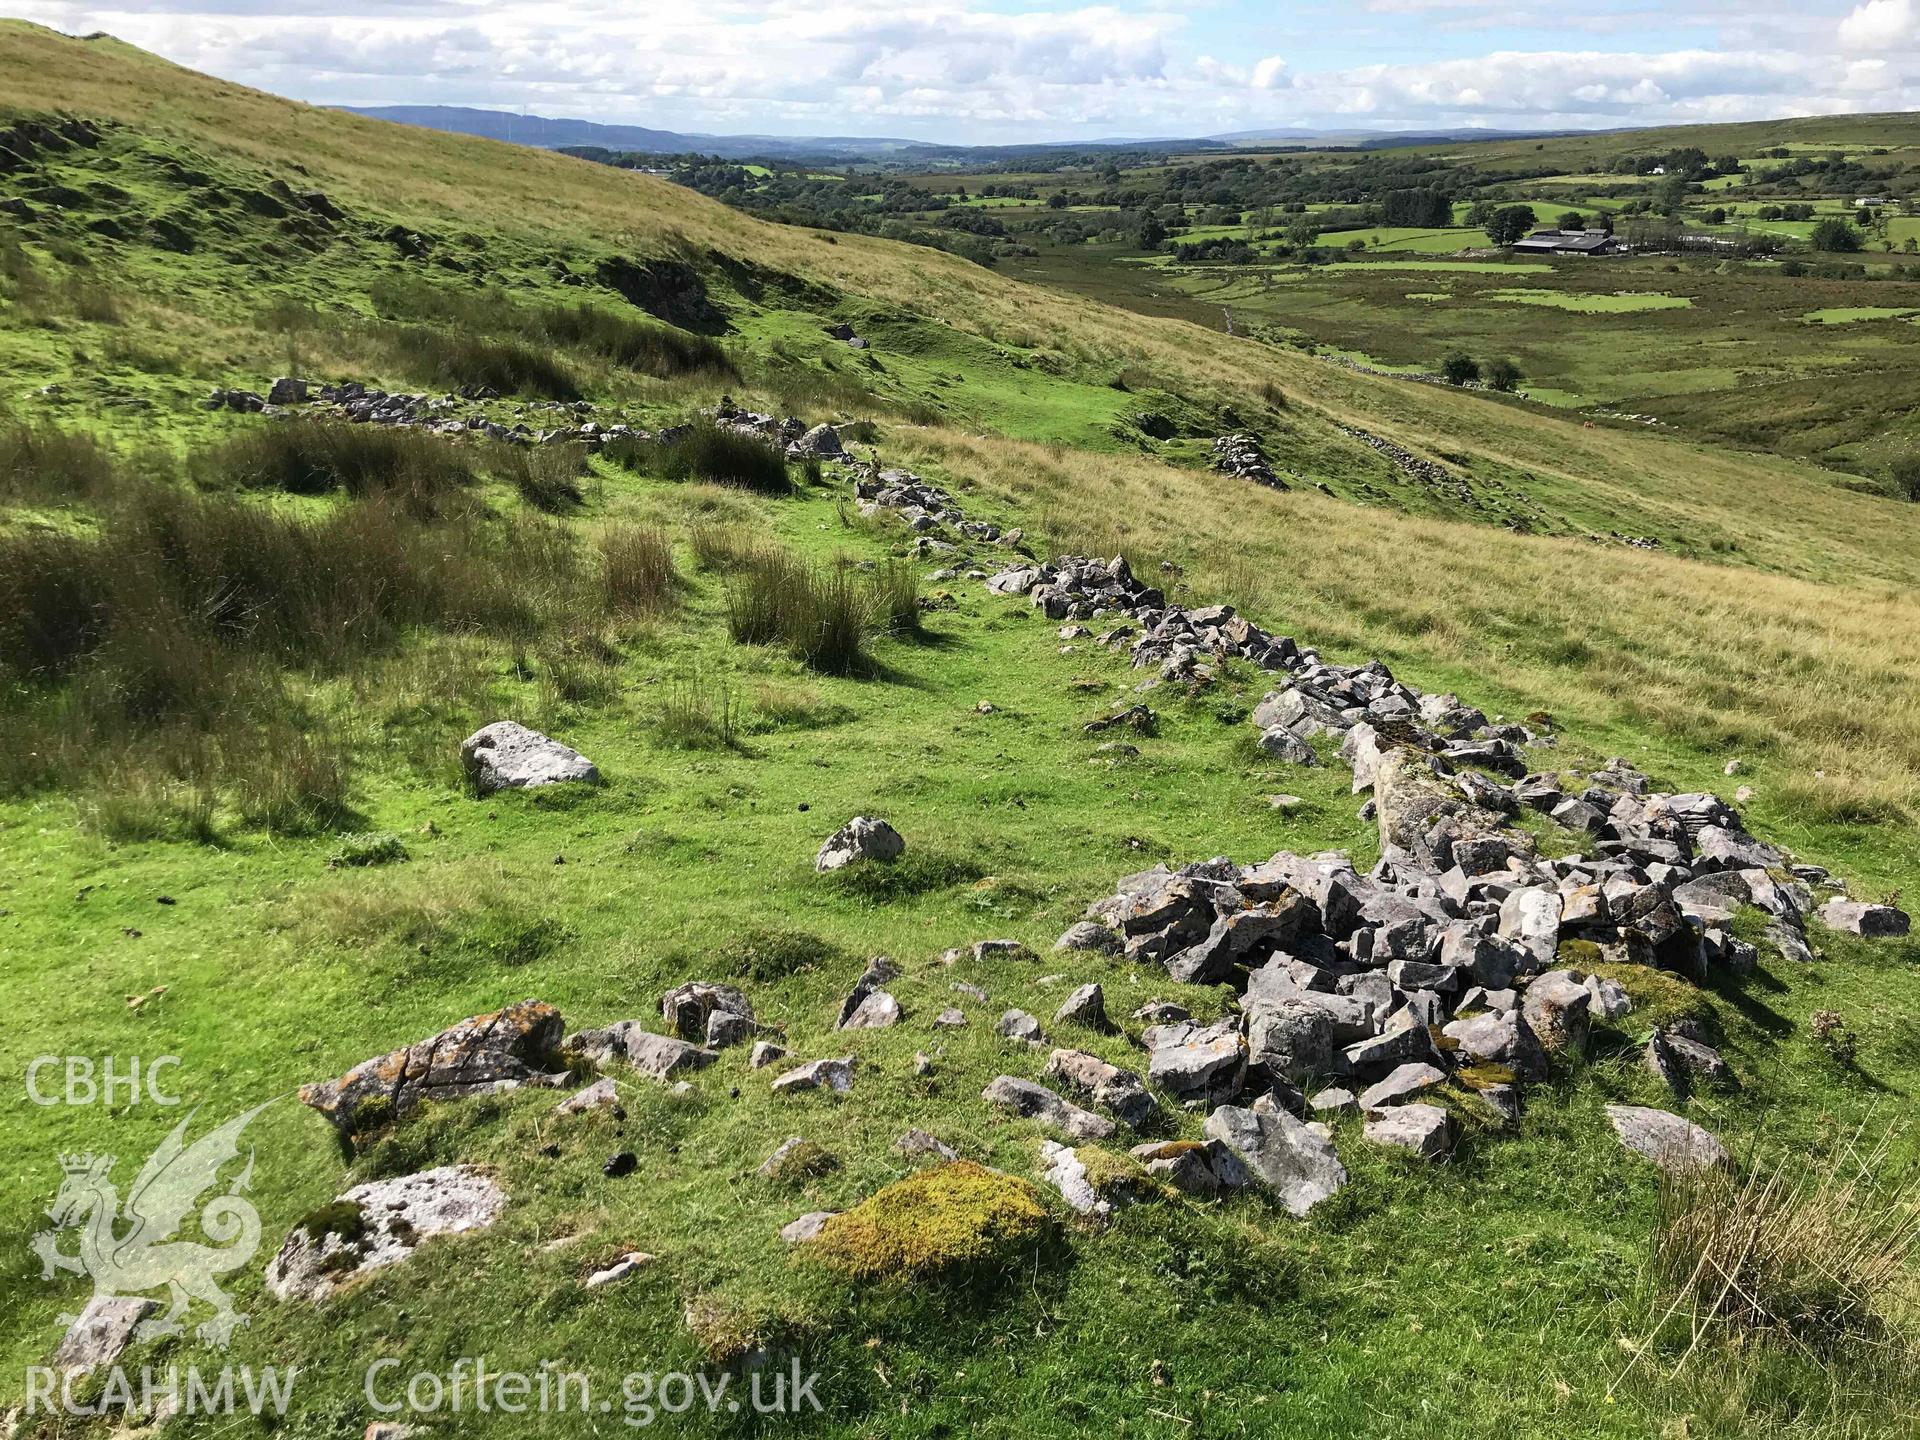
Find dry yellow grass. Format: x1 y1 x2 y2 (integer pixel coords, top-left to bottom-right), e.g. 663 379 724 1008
902 427 1920 837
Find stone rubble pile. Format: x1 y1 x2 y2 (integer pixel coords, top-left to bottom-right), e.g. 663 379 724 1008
1338 424 1471 501
986 556 1299 679
851 467 1021 552
1212 433 1285 489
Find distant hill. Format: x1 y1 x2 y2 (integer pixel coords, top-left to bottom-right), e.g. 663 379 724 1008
339 105 1605 163
338 105 931 162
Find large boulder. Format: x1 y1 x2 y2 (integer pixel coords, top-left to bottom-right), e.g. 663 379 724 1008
568 1021 720 1082
1045 1048 1155 1130
1363 1103 1452 1160
1604 1104 1731 1174
816 816 905 873
1520 970 1592 1057
460 721 600 795
266 1166 505 1303
300 1000 567 1140
982 1075 1115 1141
1202 1104 1347 1217
1819 898 1911 938
791 423 846 459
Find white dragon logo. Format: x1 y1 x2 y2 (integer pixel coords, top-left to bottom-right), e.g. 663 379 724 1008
31 1102 272 1349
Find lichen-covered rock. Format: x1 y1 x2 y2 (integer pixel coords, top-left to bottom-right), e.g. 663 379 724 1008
51 1296 153 1374
460 721 600 795
1363 1103 1452 1160
1819 898 1911 938
802 1161 1050 1279
567 1022 719 1082
1053 982 1111 1031
1045 1048 1155 1130
1039 1141 1111 1223
816 816 904 872
660 981 754 1047
757 1136 838 1181
300 1000 567 1140
1605 1104 1731 1174
982 1075 1115 1141
266 1166 504 1303
1202 1104 1347 1217
771 1056 857 1094
1521 970 1593 1057
1145 1017 1246 1103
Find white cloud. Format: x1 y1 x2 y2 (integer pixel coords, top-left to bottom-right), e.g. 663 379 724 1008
1839 0 1916 51
10 0 1920 141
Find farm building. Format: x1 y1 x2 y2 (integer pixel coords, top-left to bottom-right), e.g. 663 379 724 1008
1511 229 1620 256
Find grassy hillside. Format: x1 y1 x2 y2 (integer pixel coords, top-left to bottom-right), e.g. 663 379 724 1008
2 22 1917 1440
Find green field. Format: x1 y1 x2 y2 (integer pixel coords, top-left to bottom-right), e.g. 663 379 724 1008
1487 289 1694 313
3 23 1920 1440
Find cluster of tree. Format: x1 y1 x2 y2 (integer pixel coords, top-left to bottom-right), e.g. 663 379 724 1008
1169 237 1258 264
1441 352 1523 391
1381 188 1454 227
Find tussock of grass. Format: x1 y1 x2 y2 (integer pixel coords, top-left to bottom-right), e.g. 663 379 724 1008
383 323 581 400
652 671 740 750
808 1161 1051 1281
0 421 117 502
598 522 679 615
371 276 734 380
495 442 586 513
709 927 849 983
725 549 868 673
1642 1132 1919 1363
725 548 924 674
628 421 791 495
192 419 475 507
688 519 754 571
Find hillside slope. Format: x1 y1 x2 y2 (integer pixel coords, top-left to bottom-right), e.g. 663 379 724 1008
2 23 1918 1440
4 22 1918 588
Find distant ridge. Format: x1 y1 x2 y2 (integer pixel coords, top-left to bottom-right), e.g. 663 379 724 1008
339 104 1604 162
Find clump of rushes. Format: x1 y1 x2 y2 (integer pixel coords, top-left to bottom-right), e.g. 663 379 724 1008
724 547 922 674
191 420 475 511
632 421 791 495
599 523 680 615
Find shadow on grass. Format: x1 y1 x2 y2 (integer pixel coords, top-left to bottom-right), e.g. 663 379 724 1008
821 849 990 904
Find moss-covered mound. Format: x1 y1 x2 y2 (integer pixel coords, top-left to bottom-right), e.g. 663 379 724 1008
808 1161 1051 1280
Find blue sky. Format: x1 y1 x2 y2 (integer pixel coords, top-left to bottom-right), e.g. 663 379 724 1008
8 0 1918 142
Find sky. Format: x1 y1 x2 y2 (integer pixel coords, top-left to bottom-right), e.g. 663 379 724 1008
8 0 1920 144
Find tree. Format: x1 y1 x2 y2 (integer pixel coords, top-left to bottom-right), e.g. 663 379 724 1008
1891 452 1920 503
1655 171 1690 217
1465 199 1496 228
1441 351 1481 386
1045 192 1068 209
1484 205 1537 246
1485 357 1523 392
1809 217 1863 253
1704 207 1727 226
1285 213 1321 250
1557 210 1586 230
1135 214 1168 250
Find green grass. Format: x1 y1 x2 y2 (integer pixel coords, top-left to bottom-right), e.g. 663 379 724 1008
1486 289 1694 313
1800 305 1920 323
3 23 1920 1439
